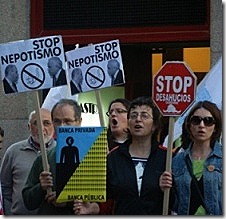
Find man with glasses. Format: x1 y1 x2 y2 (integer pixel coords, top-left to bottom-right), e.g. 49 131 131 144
22 99 82 215
0 108 55 215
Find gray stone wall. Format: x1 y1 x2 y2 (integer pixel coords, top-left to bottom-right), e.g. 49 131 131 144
0 0 35 161
210 0 223 65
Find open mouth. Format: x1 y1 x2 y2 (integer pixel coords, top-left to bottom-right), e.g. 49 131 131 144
111 119 118 126
134 125 142 129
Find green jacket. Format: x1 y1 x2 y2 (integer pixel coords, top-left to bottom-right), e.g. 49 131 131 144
22 146 74 215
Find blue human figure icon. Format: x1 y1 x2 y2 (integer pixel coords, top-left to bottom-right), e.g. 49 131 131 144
57 136 80 196
60 136 80 164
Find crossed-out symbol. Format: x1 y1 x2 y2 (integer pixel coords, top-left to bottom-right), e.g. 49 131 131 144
85 66 105 89
21 63 45 89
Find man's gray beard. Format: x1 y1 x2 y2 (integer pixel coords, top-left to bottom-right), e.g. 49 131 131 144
32 135 52 144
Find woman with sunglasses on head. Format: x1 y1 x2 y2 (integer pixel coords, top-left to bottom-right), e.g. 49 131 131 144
160 100 222 215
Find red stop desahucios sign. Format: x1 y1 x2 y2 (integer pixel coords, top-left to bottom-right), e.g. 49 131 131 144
152 61 197 116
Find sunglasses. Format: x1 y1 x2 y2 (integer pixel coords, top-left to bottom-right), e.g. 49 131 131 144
190 116 216 127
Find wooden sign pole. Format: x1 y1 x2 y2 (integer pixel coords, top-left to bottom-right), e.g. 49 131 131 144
162 116 175 215
34 91 52 193
94 90 105 127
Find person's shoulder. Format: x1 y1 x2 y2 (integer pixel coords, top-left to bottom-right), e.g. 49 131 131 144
154 144 168 159
31 151 44 167
48 146 56 152
107 143 127 157
107 142 129 158
172 148 187 162
213 141 222 156
47 146 56 157
158 144 168 151
215 140 222 148
4 139 28 152
48 138 56 148
70 80 76 88
60 68 66 74
108 145 120 155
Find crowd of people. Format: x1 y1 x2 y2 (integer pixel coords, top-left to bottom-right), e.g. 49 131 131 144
0 96 222 215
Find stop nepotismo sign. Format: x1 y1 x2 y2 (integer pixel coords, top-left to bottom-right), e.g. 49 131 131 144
152 61 197 116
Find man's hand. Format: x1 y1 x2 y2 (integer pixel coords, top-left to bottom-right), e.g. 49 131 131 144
45 191 66 208
39 171 53 191
73 199 100 215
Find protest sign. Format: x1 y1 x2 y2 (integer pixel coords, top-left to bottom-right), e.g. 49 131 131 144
0 36 67 193
153 61 197 116
66 39 125 95
0 35 67 94
152 61 197 215
56 126 107 203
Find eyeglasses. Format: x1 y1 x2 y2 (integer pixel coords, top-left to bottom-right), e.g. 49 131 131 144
129 112 153 120
106 108 128 117
31 120 53 127
190 116 216 127
53 118 77 126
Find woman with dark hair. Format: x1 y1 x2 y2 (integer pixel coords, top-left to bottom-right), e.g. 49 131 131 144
103 96 169 214
106 98 130 151
160 100 222 215
73 96 171 215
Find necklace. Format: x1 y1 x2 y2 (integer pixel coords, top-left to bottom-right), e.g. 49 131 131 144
191 149 211 161
192 154 204 161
